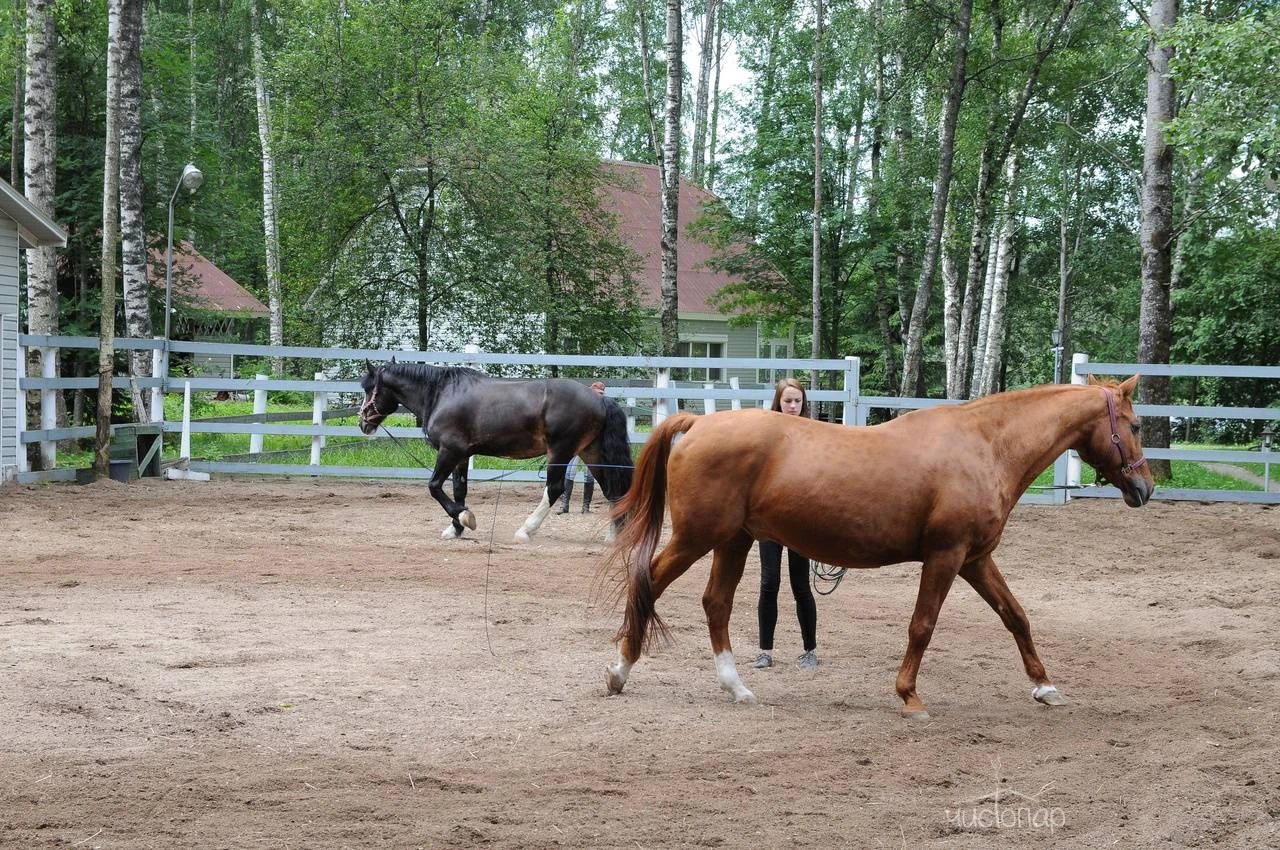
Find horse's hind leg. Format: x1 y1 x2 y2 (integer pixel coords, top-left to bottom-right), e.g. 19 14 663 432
514 449 573 543
959 554 1064 707
607 533 714 695
703 530 755 703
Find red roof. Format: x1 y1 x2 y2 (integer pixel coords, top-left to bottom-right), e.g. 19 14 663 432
600 161 747 314
147 240 269 317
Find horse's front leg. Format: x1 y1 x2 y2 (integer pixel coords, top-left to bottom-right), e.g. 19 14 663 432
703 532 755 704
429 449 476 539
960 554 1065 707
895 548 964 720
513 451 571 544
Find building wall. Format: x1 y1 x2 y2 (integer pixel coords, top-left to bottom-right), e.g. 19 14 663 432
0 218 19 478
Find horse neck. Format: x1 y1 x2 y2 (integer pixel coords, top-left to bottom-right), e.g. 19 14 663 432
383 365 444 420
976 385 1104 502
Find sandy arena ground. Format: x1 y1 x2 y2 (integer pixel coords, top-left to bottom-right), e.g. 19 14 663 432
1 477 1278 849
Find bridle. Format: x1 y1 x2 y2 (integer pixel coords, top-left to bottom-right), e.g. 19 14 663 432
359 368 394 429
1102 387 1147 476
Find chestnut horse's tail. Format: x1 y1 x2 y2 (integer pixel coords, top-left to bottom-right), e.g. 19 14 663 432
603 412 700 655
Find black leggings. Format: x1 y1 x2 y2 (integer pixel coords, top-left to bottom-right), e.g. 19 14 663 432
757 540 817 652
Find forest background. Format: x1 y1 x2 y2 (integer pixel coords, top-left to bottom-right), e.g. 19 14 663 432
2 0 1278 470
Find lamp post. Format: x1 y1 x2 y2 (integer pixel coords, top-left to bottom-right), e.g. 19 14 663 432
162 163 204 392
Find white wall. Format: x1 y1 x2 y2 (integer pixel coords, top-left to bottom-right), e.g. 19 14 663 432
0 218 20 479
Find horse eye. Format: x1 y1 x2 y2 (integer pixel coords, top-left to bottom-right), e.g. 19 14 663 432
1130 424 1140 435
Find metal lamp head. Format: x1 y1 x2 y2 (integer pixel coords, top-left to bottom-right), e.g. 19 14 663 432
180 163 204 193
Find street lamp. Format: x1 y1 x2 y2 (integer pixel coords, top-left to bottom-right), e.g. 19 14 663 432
162 163 204 391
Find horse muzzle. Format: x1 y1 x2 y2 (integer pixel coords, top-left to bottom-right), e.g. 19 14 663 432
1120 474 1153 508
358 415 381 435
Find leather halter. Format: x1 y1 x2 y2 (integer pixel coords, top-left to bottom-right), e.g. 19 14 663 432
1103 387 1147 475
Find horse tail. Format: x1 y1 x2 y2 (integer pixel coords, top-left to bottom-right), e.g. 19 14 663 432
602 412 699 656
597 398 634 501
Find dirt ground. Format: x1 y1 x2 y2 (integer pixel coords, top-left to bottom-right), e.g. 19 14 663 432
1 477 1278 849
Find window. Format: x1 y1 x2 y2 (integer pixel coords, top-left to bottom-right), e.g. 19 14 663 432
758 341 790 385
673 340 725 382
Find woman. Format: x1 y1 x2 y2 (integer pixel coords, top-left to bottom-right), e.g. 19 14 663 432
754 377 820 669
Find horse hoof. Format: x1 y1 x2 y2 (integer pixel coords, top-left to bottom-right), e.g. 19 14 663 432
441 525 462 539
605 668 626 695
460 509 477 531
1032 684 1067 706
513 528 531 544
734 690 757 705
901 708 931 721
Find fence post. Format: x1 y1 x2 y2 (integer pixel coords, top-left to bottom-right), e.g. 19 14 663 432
310 371 326 466
150 339 165 423
180 380 193 460
625 396 636 435
703 383 716 416
842 356 862 426
653 368 669 426
39 346 56 469
1063 352 1089 495
729 376 741 411
15 334 27 474
249 374 267 455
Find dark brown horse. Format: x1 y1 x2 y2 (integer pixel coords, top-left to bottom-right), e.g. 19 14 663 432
602 375 1153 718
358 361 633 542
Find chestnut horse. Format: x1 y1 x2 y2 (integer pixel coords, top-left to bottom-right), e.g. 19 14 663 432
603 375 1154 718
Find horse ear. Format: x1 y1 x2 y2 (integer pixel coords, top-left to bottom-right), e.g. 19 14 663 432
1086 373 1100 386
390 355 397 364
365 359 375 376
1119 373 1141 398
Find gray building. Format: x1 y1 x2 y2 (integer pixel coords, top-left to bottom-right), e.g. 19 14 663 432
0 178 67 482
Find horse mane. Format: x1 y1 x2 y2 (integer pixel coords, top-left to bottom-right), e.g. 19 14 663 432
383 362 488 388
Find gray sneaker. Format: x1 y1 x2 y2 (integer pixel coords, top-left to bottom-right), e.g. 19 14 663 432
797 650 819 669
752 652 773 669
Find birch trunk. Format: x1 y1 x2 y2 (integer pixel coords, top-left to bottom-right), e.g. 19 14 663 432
96 0 123 476
977 157 1021 397
690 0 718 186
119 0 149 420
941 202 960 393
659 0 683 356
252 1 284 375
24 0 58 471
867 0 898 393
899 0 972 398
705 15 723 192
969 224 1000 397
9 0 20 188
811 0 823 366
1138 0 1177 481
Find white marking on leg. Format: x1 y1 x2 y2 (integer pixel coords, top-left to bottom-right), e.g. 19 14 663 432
606 651 632 695
441 523 462 539
1032 683 1066 705
514 491 553 543
715 650 756 704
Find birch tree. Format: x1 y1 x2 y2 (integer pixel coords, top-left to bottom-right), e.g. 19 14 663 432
1138 0 1177 481
96 0 124 476
974 155 1020 397
690 0 719 185
23 0 57 470
252 0 284 374
659 0 682 356
119 0 149 419
810 0 823 367
898 0 972 397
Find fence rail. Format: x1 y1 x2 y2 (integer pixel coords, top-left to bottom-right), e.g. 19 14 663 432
9 336 1278 503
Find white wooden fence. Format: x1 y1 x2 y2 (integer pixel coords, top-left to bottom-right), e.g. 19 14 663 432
12 335 1280 504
